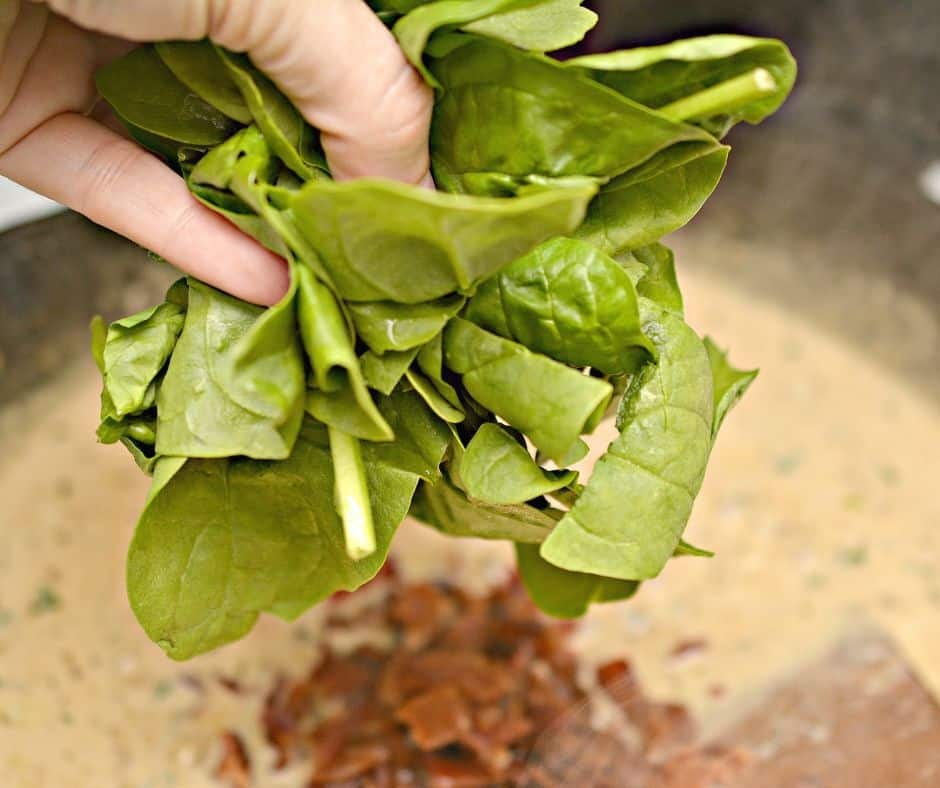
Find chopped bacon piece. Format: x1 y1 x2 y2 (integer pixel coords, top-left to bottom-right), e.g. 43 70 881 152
216 731 251 788
397 685 472 750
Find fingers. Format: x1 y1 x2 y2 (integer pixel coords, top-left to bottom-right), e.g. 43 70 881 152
0 113 290 305
39 0 433 184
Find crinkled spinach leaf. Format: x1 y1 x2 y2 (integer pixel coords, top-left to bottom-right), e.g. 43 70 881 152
465 237 655 374
429 35 713 190
540 301 714 580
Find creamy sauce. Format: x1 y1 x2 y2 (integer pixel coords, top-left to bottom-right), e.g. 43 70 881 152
1 269 938 785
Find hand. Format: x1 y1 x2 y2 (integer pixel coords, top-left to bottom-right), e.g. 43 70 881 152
0 0 433 305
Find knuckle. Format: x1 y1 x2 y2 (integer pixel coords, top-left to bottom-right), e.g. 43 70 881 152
371 64 433 150
74 135 144 217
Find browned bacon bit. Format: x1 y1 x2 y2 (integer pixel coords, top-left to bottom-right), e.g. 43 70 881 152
234 579 748 787
396 686 472 750
389 583 459 651
216 731 251 788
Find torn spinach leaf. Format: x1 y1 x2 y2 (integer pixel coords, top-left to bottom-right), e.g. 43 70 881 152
705 337 758 438
540 301 714 581
634 243 684 315
516 543 639 618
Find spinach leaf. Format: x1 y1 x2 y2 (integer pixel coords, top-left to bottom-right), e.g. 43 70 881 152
429 36 713 190
462 0 597 52
96 46 238 147
674 538 714 558
155 279 303 460
394 0 542 86
516 543 639 618
288 177 597 302
361 349 420 395
443 318 612 462
155 40 252 124
100 300 185 419
566 35 796 137
704 337 758 438
540 301 714 580
215 47 327 179
464 237 655 375
297 266 393 442
404 368 465 423
410 478 558 543
348 295 464 354
634 243 684 315
370 389 451 481
127 419 420 660
572 141 728 255
460 423 576 504
415 332 462 407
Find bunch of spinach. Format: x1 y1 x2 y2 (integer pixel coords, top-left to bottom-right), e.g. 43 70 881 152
92 0 792 659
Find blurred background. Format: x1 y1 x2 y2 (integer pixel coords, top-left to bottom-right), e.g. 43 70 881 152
1 0 938 785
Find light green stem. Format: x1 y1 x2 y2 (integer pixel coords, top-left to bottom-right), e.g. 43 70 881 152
658 68 777 123
328 427 376 560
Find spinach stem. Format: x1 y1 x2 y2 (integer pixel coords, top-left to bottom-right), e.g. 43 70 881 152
658 68 777 123
328 427 376 560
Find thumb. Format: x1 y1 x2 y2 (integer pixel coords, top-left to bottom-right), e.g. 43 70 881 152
40 0 433 184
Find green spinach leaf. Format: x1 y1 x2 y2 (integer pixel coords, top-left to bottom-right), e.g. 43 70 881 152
572 141 728 255
348 295 464 354
566 35 796 137
444 318 612 462
128 419 420 660
411 478 558 543
704 337 758 438
460 423 576 504
516 543 639 618
540 302 714 580
288 177 597 302
465 237 655 374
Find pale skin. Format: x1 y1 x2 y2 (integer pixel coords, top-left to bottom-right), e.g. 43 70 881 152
0 0 434 305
